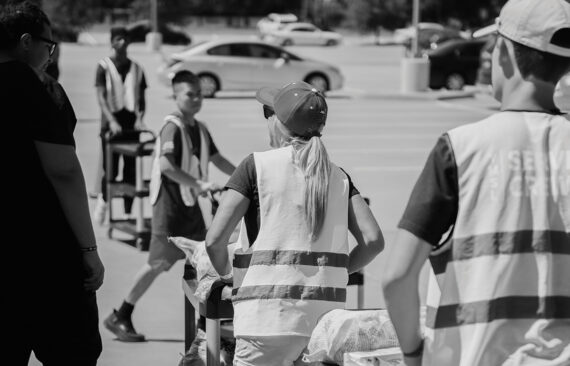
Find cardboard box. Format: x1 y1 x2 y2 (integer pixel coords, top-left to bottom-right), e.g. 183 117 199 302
344 347 403 366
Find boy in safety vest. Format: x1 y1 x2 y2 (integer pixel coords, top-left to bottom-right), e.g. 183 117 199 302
103 70 235 342
382 1 570 365
93 26 147 224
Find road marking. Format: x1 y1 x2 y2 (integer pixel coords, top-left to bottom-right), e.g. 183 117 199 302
329 147 427 153
229 121 465 129
353 166 423 172
436 100 495 115
324 134 437 140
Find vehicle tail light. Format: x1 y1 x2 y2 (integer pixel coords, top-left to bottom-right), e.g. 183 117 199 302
166 58 182 68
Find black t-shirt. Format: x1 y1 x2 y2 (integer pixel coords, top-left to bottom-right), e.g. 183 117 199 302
398 134 459 246
43 72 77 144
1 60 81 281
151 117 219 236
226 153 360 244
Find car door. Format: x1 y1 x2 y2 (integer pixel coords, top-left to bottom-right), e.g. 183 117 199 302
290 25 318 45
205 43 253 90
247 44 300 88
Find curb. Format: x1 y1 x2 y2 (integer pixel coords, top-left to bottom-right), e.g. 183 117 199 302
329 89 477 101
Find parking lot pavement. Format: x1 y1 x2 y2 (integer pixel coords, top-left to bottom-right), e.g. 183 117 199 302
29 37 497 365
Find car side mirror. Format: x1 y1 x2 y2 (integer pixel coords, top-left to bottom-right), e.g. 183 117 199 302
274 52 290 68
280 52 290 63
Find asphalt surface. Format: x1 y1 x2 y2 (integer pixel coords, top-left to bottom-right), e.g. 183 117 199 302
28 30 502 365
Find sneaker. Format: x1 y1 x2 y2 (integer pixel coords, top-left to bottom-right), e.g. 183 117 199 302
92 195 108 225
103 310 146 342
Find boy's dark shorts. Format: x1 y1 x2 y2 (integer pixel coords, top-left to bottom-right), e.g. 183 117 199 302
148 229 206 271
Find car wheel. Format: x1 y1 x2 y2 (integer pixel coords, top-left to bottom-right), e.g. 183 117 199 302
306 74 329 92
199 74 219 98
282 39 293 46
325 39 337 46
445 73 465 90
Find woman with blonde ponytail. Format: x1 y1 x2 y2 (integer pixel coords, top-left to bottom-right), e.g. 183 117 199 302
206 81 384 366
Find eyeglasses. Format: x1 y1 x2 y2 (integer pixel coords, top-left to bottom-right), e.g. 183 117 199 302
32 35 57 56
263 105 274 119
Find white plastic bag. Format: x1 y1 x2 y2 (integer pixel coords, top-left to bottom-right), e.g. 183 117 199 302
303 309 399 365
169 237 236 302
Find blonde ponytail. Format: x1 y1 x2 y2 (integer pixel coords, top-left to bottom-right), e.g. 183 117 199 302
267 115 331 240
292 136 331 241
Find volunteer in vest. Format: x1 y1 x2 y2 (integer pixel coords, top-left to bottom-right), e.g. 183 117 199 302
103 70 235 342
382 1 570 365
92 26 147 225
205 81 385 366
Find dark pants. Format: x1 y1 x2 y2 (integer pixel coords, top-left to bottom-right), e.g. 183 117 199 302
100 109 139 214
10 291 102 366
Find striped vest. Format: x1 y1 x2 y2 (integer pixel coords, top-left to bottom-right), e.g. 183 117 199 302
424 112 570 366
98 57 143 113
232 146 350 337
149 115 213 224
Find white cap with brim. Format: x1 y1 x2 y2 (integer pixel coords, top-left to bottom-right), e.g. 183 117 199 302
497 0 570 57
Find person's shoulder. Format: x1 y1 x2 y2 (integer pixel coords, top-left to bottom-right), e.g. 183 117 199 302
446 112 507 141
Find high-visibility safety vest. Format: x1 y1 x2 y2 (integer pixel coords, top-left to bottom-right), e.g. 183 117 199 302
232 145 350 337
424 112 570 366
98 57 143 113
149 115 212 223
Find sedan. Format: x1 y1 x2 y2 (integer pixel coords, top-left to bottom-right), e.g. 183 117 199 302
263 22 342 47
427 38 487 90
157 38 344 97
257 13 298 35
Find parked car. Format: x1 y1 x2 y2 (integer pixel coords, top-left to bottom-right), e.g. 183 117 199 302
262 22 342 47
126 20 191 45
427 38 488 90
475 33 497 87
393 22 445 44
257 13 298 35
405 27 465 55
157 38 343 97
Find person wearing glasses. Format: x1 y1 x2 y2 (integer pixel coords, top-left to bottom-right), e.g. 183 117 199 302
92 26 148 225
0 2 104 365
205 81 384 366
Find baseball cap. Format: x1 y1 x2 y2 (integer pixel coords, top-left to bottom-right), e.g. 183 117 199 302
496 0 570 57
256 81 328 138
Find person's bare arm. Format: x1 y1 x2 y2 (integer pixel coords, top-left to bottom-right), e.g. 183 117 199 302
205 189 249 279
347 194 384 273
159 154 221 193
382 229 432 366
34 141 104 291
96 86 121 135
210 153 236 176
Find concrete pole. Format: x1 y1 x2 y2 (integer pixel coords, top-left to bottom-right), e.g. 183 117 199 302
411 0 420 57
150 0 158 32
146 0 162 51
400 0 430 93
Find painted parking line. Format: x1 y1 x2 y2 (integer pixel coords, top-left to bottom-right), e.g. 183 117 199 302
328 147 427 154
353 166 423 172
324 134 438 140
436 99 497 115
